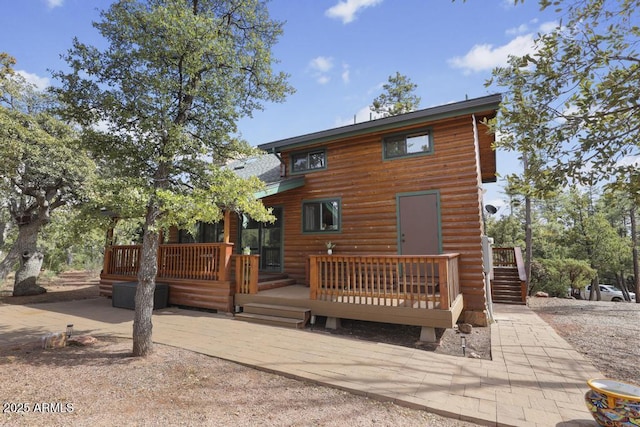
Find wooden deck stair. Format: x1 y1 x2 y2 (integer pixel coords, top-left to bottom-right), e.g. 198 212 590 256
257 273 297 291
492 266 525 305
235 303 311 329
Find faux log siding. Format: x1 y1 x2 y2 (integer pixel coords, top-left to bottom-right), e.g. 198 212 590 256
264 114 492 311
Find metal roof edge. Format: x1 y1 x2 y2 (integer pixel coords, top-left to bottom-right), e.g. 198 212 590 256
258 93 502 152
254 175 305 199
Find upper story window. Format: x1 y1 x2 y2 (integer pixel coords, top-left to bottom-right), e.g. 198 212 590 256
383 128 433 159
291 149 326 173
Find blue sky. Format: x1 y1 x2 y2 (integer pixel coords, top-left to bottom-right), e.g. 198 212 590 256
0 0 559 210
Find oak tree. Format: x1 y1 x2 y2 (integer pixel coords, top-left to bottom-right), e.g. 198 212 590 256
0 53 94 295
54 0 293 356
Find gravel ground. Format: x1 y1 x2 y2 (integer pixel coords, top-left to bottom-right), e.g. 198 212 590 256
528 296 640 386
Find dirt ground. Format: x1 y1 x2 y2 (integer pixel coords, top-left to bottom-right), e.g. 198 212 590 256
0 272 491 360
1 273 637 426
0 273 485 427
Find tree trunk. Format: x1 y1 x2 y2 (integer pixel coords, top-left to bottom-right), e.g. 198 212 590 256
14 250 46 296
524 193 532 293
132 200 161 357
0 220 42 289
631 204 639 303
522 153 533 294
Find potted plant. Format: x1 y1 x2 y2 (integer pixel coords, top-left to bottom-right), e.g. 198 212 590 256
325 241 336 255
242 246 251 255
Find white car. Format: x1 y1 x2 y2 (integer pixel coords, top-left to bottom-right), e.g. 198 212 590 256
582 284 636 302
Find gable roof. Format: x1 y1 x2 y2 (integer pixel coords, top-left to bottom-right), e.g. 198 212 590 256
226 154 282 184
258 93 502 153
225 154 305 198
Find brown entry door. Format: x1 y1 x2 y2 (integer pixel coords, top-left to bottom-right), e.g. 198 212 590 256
398 193 440 255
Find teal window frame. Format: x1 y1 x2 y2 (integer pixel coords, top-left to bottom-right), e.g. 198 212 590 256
290 148 327 174
382 128 433 159
302 198 341 234
178 221 224 243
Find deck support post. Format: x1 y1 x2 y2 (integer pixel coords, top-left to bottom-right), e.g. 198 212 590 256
419 326 437 343
325 317 341 330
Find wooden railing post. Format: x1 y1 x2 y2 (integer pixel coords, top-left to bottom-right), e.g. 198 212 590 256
249 255 259 294
309 255 318 300
218 243 233 281
234 254 259 294
102 246 112 275
438 259 450 308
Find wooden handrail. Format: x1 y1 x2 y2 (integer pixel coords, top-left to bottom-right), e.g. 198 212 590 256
308 254 460 309
513 247 527 282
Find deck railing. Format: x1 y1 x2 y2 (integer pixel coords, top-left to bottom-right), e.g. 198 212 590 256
308 254 460 309
234 254 259 294
103 243 234 282
492 247 517 267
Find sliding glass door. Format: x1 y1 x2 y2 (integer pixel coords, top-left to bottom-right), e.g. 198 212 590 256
240 207 282 272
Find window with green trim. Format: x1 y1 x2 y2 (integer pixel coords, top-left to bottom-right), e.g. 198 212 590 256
302 199 340 232
291 149 326 173
383 129 432 159
178 221 224 243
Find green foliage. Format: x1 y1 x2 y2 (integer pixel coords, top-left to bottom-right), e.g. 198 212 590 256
530 258 596 297
371 72 421 117
38 208 105 272
489 0 640 195
485 214 524 247
0 54 95 223
54 0 293 229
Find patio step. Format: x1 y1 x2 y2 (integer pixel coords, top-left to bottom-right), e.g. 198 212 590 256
235 303 311 329
257 278 297 291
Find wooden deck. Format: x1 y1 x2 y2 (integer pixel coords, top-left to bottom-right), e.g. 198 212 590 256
235 285 464 329
101 243 464 328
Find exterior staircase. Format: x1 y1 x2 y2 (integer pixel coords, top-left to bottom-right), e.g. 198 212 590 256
491 247 527 305
492 266 525 304
234 303 311 329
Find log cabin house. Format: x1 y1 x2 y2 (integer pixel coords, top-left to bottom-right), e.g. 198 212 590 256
100 93 503 341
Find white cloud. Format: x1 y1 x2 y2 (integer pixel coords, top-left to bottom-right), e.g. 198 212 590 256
341 64 350 84
46 0 64 8
325 0 383 24
617 155 640 168
448 34 536 74
17 70 50 91
449 20 558 74
309 56 333 73
308 56 334 84
539 21 559 33
506 23 529 36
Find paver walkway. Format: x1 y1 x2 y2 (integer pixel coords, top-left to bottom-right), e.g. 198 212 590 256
0 299 600 426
